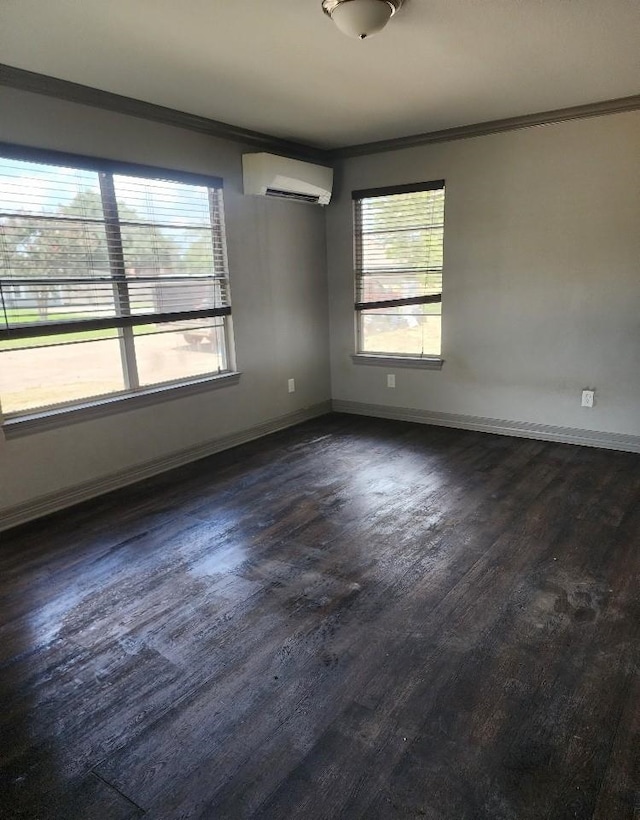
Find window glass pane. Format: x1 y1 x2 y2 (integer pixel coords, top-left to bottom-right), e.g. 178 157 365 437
360 307 441 357
125 274 228 317
1 157 113 333
360 190 444 233
120 226 221 277
133 319 228 388
1 153 234 419
355 184 444 358
2 276 117 331
119 224 194 277
0 328 117 352
360 226 444 276
0 337 126 414
0 158 101 218
359 271 442 303
113 176 211 228
113 175 224 276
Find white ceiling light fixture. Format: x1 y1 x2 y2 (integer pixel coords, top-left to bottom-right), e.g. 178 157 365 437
322 0 404 40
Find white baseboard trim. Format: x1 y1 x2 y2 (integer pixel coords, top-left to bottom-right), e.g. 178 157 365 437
332 400 640 454
1 401 332 532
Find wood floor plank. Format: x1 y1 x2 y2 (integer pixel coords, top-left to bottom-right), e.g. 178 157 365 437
591 674 640 820
1 414 639 819
0 771 144 820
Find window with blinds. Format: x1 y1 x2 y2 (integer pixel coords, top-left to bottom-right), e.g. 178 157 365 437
0 144 234 417
353 180 445 358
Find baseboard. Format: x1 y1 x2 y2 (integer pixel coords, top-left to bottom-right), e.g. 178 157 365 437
0 401 332 532
332 400 640 454
5 399 638 532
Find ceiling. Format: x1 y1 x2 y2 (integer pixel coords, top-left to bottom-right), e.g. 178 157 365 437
0 0 638 150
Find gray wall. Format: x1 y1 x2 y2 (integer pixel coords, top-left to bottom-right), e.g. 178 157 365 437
2 94 639 522
0 88 331 516
327 111 640 437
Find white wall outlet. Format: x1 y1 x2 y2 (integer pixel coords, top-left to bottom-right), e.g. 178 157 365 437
581 389 595 408
288 378 295 393
387 374 396 389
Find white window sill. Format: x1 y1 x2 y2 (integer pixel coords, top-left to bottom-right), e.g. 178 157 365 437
351 354 444 371
2 371 241 440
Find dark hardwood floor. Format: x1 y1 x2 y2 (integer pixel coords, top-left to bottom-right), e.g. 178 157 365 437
1 413 639 819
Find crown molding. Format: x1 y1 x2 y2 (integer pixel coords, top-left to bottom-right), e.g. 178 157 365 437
1 63 638 163
0 63 325 163
327 93 640 158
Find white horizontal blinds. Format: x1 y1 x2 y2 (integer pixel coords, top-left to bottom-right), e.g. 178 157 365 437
0 158 116 333
0 151 229 342
112 175 230 318
354 181 445 311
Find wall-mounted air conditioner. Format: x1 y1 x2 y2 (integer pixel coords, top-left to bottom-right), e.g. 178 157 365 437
242 153 333 205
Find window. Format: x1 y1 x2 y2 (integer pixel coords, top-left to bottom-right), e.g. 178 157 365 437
0 144 234 418
354 180 445 359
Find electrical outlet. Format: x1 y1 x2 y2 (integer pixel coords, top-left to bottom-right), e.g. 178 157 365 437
288 378 295 393
387 374 396 389
581 389 595 408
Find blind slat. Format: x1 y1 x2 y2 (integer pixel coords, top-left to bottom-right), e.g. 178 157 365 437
0 306 231 341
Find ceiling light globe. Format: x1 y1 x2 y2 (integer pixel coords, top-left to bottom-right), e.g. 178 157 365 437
330 0 393 39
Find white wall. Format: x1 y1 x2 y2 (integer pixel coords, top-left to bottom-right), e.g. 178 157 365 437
327 112 640 437
0 88 331 516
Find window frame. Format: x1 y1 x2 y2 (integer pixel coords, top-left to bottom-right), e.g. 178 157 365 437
352 179 445 367
0 142 238 432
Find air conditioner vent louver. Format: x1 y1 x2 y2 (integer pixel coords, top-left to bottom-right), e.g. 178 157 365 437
243 153 333 206
265 188 321 204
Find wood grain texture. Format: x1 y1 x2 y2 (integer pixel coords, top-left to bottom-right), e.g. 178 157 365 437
0 414 638 819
